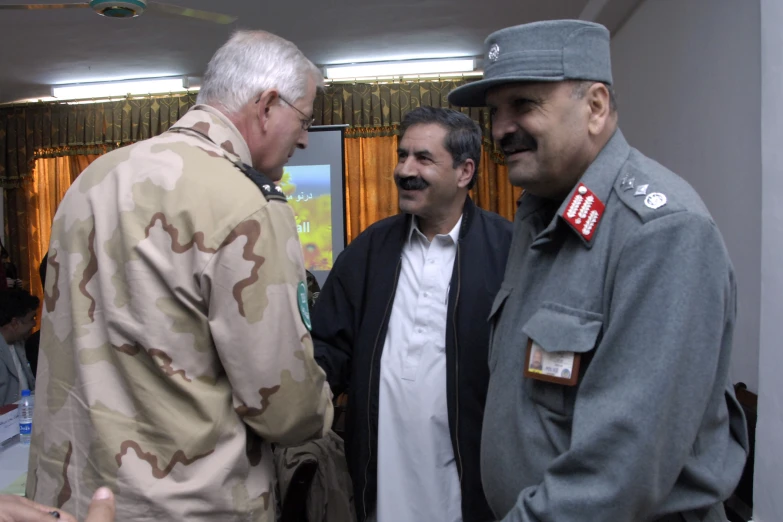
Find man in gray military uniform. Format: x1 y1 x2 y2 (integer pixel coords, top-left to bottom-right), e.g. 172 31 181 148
448 20 749 522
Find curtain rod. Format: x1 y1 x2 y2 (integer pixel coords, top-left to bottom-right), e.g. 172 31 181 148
0 74 484 108
0 89 201 109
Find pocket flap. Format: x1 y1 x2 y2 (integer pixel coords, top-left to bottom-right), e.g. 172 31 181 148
522 303 602 354
487 285 512 321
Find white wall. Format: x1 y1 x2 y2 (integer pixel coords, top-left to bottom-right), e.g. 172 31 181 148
610 0 762 392
755 0 783 519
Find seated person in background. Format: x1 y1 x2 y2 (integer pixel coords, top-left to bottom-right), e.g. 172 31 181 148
313 106 513 522
0 288 38 406
25 252 48 376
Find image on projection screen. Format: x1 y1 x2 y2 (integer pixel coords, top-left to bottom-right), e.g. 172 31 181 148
278 164 333 270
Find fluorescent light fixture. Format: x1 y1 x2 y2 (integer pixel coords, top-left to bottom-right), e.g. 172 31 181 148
325 58 475 79
401 71 484 79
52 77 187 100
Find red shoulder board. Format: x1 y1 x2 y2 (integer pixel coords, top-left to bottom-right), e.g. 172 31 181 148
562 183 605 241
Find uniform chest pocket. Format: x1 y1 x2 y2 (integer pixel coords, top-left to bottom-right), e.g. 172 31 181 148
521 303 603 415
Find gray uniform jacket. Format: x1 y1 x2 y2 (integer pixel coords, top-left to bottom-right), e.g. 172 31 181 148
0 337 35 406
483 130 749 522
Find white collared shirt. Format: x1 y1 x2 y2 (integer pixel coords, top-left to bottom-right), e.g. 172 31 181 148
375 215 463 522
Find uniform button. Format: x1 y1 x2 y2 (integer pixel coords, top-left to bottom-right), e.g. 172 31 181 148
423 291 429 298
428 259 434 264
417 327 424 334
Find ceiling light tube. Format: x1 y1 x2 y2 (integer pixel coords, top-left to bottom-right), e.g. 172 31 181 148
52 77 187 100
325 58 475 79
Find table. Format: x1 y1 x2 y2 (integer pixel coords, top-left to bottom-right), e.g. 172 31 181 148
0 436 29 495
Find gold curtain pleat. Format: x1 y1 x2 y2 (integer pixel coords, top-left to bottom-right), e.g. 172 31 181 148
344 135 400 242
0 94 198 187
470 149 524 219
0 81 518 287
0 82 503 189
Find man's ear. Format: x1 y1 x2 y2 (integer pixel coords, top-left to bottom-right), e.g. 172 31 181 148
254 88 280 132
8 316 19 334
586 83 611 136
456 159 476 189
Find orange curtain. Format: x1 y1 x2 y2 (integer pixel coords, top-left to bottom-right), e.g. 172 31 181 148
19 155 100 329
344 136 400 242
344 136 521 242
470 149 524 220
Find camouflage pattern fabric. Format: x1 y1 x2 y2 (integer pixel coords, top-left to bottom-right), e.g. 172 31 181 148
274 430 356 522
26 105 334 522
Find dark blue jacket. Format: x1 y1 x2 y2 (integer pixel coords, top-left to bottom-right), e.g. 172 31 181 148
312 196 513 522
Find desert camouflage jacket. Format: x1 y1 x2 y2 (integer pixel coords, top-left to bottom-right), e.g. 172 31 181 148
26 105 333 522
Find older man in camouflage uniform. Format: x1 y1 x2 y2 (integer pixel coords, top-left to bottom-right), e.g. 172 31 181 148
26 30 333 522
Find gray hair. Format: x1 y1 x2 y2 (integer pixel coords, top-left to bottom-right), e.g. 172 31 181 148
196 30 323 113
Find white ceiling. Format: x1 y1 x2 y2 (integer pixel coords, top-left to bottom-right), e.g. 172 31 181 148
0 0 641 104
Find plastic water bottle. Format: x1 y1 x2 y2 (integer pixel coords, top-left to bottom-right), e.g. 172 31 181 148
19 389 33 445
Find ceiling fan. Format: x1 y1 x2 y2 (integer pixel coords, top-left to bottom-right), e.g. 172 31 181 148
0 0 237 24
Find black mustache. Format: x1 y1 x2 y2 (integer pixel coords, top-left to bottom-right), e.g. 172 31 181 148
395 176 429 191
499 132 537 155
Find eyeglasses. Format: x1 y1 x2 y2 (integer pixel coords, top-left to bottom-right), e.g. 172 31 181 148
256 94 315 131
281 95 315 131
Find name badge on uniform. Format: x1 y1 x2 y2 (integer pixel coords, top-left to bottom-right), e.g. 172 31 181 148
523 339 580 386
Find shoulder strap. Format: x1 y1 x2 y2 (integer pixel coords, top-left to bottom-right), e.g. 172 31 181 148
231 162 288 203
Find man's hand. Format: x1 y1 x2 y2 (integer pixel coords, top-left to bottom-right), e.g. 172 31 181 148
84 488 114 522
0 487 115 522
4 279 22 289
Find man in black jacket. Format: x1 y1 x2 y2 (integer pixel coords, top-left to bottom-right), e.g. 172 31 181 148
312 106 513 522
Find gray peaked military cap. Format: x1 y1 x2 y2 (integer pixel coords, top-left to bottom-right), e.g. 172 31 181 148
448 20 613 107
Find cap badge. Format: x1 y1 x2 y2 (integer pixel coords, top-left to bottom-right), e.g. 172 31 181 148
488 43 500 62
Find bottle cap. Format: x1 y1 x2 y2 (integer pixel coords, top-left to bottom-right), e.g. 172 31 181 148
21 389 30 397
